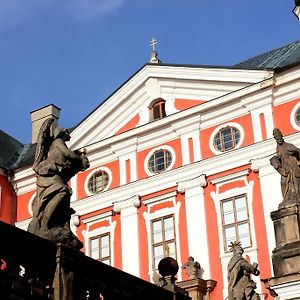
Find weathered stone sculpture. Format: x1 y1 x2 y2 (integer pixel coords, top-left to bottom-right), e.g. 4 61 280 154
227 241 260 300
270 128 300 208
28 118 89 249
182 256 201 280
263 128 300 295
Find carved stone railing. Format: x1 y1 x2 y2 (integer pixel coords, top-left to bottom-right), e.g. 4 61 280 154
0 221 190 300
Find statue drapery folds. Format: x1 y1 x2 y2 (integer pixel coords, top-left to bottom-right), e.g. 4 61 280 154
227 241 260 300
28 118 89 249
270 128 300 208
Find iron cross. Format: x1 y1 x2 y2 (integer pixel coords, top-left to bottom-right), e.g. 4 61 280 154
150 37 157 51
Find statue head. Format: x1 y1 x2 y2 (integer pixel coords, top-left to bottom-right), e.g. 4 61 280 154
229 241 244 255
273 128 284 145
54 127 71 142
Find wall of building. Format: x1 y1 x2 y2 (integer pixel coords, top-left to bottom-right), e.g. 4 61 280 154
12 64 300 299
0 171 16 224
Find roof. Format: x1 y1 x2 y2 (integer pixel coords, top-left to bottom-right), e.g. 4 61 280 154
234 40 300 70
6 40 300 171
0 130 23 170
12 143 36 170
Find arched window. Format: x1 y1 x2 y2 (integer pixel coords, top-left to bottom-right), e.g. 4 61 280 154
150 99 166 121
88 170 110 194
148 149 172 174
213 126 241 152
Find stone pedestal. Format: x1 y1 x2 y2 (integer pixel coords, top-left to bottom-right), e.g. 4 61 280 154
264 204 300 299
271 204 300 276
178 279 217 300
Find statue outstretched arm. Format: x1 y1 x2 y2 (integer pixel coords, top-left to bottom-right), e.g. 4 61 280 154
240 260 260 276
53 139 81 160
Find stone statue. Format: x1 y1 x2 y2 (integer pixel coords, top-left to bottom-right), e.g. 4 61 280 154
270 128 300 208
227 241 260 300
28 118 89 249
182 256 201 279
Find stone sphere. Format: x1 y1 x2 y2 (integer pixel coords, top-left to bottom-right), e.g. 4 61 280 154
158 257 179 277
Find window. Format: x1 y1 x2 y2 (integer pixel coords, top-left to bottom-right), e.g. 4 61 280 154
221 195 251 252
150 99 166 121
89 234 111 265
214 126 241 152
151 215 176 270
148 149 172 174
88 170 109 194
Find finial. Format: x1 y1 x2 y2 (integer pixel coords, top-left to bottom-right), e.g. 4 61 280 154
149 37 161 64
150 37 157 51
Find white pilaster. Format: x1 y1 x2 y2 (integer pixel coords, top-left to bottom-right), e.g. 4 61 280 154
250 104 275 142
113 195 141 277
180 130 201 165
111 138 137 185
119 152 137 185
70 175 77 202
177 175 210 278
171 114 201 165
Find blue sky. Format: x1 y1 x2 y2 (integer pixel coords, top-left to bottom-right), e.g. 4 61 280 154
0 0 299 144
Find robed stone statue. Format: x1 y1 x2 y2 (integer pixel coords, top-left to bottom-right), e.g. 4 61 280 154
28 118 89 249
270 128 300 208
227 241 260 300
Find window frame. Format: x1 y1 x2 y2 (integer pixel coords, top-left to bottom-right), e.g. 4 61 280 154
151 214 177 270
290 102 300 131
89 233 111 265
144 146 176 176
148 149 172 174
213 126 241 152
209 122 244 155
85 167 112 196
150 98 166 121
220 194 252 252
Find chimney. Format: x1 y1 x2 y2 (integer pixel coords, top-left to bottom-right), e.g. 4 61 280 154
30 104 61 143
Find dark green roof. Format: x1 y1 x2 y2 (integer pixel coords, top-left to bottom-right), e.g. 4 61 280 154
234 40 300 70
12 143 36 170
0 130 23 170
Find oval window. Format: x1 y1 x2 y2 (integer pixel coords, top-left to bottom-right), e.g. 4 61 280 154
148 149 172 174
213 126 241 152
88 170 110 194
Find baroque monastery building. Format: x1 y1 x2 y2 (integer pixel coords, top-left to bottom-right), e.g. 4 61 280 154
2 40 300 299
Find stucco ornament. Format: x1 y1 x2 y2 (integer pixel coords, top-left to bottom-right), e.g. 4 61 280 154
182 256 201 279
227 241 260 300
28 118 89 249
270 128 300 208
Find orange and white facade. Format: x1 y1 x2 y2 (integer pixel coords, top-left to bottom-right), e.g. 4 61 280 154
0 169 15 224
12 61 300 299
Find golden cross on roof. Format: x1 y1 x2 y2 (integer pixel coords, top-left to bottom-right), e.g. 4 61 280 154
150 37 157 52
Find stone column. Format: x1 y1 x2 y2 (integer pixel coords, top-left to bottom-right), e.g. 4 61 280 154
113 195 141 277
178 279 217 300
253 158 300 298
177 175 210 278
